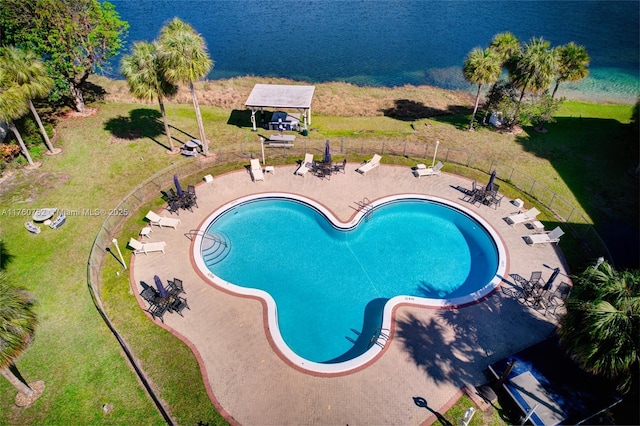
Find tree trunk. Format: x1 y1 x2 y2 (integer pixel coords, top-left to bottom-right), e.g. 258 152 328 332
189 81 208 155
8 122 35 166
70 82 86 113
551 81 560 99
1 364 33 397
470 83 482 130
157 97 175 152
512 87 527 127
28 100 55 152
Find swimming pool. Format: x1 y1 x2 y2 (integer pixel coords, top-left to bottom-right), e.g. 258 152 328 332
193 193 506 374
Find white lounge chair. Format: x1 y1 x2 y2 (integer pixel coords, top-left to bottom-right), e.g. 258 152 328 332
128 238 166 255
250 158 264 182
356 153 381 174
145 211 180 229
524 226 564 245
505 207 540 226
295 153 314 176
414 161 443 178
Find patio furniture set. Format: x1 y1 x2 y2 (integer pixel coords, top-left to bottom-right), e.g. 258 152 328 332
463 180 504 209
163 184 198 214
292 153 348 179
25 208 66 234
140 276 189 323
507 271 572 316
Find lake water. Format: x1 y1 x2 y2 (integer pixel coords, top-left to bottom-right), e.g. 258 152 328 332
106 0 640 103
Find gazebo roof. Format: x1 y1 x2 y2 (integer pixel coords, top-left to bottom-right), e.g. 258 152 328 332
245 84 315 109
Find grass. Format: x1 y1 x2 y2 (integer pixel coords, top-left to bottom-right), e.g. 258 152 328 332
0 76 637 424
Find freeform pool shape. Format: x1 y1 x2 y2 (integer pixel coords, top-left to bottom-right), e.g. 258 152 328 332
193 193 507 374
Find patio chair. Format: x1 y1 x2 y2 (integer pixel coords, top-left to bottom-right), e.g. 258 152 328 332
186 185 198 209
414 161 443 178
250 158 264 182
333 158 347 174
145 210 181 229
169 296 190 316
356 153 381 174
167 278 185 296
140 285 159 305
295 153 314 176
544 281 572 316
128 238 166 255
146 302 168 322
505 207 540 226
25 221 41 234
524 226 564 246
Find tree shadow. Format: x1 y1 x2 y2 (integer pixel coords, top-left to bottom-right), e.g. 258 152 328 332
227 109 254 128
394 290 557 390
514 115 639 269
380 99 471 122
82 80 107 103
0 240 14 270
103 108 169 150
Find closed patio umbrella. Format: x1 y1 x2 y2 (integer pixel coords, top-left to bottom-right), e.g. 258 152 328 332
324 140 332 164
174 175 183 197
544 267 560 291
154 275 169 298
486 170 497 191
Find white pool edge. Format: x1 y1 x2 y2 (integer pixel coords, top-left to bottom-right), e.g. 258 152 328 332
192 192 507 375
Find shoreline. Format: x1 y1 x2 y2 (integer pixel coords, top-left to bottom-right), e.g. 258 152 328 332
94 75 636 120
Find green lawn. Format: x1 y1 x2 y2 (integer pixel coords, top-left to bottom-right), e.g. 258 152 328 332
0 93 636 424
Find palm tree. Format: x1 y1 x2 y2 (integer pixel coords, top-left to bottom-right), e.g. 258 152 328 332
463 47 501 130
552 42 590 99
488 32 521 69
0 273 40 400
158 18 213 155
509 37 557 124
558 261 640 393
0 79 35 167
121 41 179 153
0 46 56 154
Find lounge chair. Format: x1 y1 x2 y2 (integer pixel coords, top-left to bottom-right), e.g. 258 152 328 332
128 237 166 255
145 211 181 229
25 221 41 234
524 226 564 245
295 153 314 176
356 153 381 174
414 161 443 178
505 207 540 226
250 158 265 182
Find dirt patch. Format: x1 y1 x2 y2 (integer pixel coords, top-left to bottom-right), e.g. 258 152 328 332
62 107 98 119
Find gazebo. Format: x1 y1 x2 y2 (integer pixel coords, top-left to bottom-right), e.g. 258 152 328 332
245 84 315 132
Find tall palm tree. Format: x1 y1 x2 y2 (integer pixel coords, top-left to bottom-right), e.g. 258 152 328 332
0 46 56 153
158 18 213 155
0 78 35 167
558 261 640 393
0 273 39 398
552 42 590 99
121 41 179 153
463 47 501 130
509 37 557 124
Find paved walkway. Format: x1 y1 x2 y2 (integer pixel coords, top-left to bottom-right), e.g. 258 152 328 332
131 163 569 425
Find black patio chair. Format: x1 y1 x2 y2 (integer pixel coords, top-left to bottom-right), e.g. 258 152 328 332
544 282 572 316
333 158 346 174
169 296 190 317
147 302 168 322
166 278 185 296
187 185 198 208
140 285 159 305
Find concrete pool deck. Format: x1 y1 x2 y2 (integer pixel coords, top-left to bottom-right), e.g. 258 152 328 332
130 163 570 425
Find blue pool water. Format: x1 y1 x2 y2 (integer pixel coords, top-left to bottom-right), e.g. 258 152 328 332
200 196 499 365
